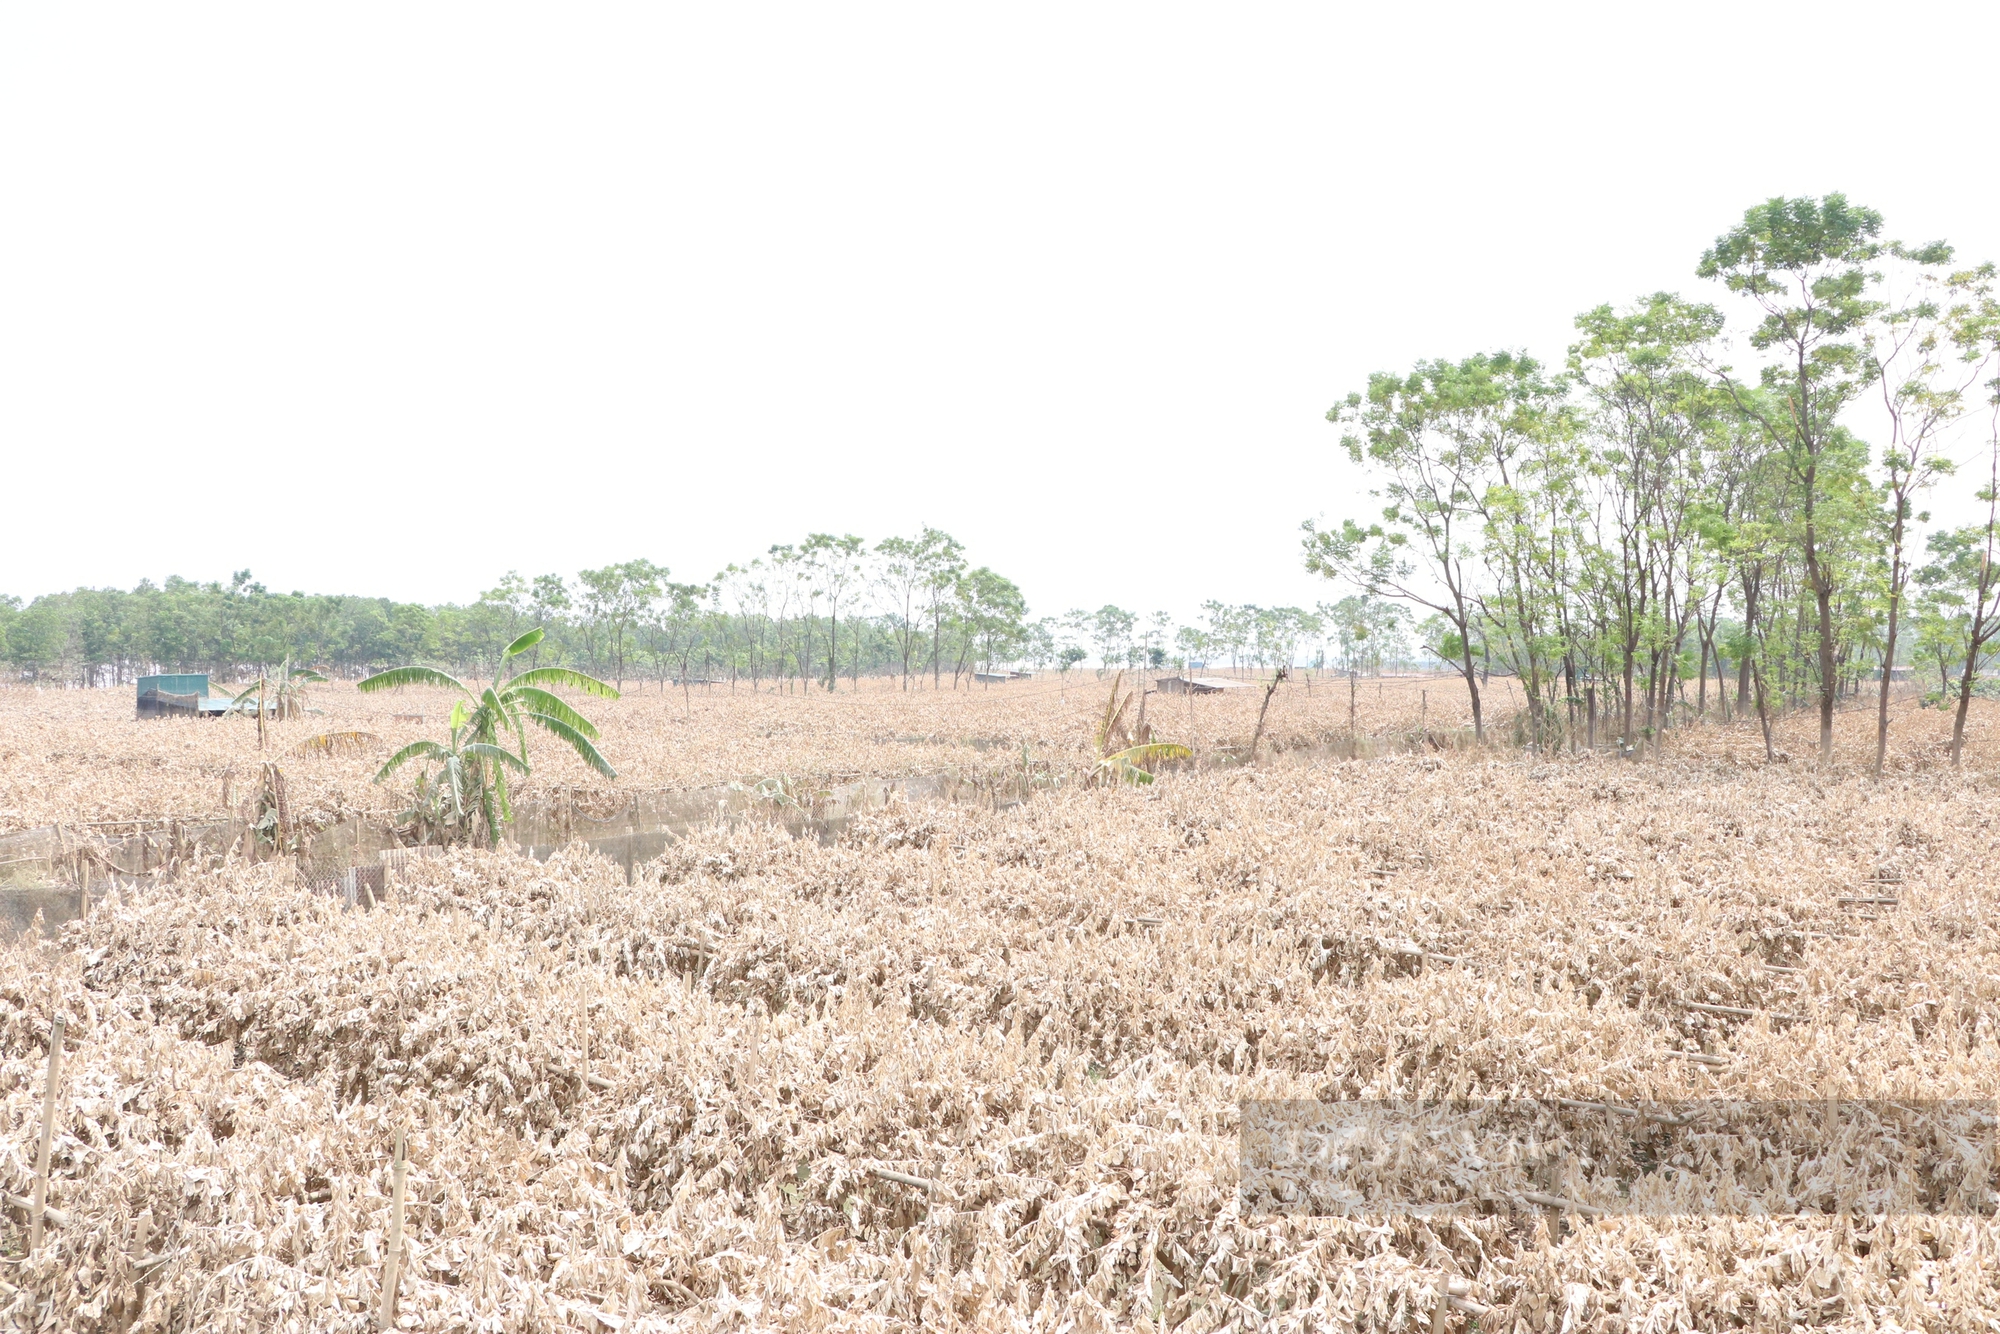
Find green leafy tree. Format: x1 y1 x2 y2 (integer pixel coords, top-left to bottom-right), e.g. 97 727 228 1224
1699 194 1889 759
1914 438 2000 762
874 535 929 689
914 529 967 689
1307 351 1558 741
1089 606 1136 674
1862 253 1994 772
1570 294 1733 751
801 533 866 690
576 560 665 691
957 569 1029 679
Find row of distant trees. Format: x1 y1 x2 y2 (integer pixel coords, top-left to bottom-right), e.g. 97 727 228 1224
0 533 1021 693
0 534 1445 694
1307 194 2000 768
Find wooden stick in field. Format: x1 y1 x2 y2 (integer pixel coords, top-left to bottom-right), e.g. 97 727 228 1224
1248 668 1289 762
380 1127 407 1330
31 1012 67 1253
121 1209 155 1332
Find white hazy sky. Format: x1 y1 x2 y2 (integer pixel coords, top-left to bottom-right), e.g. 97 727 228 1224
5 3 1998 624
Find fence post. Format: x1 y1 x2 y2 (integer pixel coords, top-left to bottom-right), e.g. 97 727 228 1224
31 1013 66 1253
379 1127 407 1330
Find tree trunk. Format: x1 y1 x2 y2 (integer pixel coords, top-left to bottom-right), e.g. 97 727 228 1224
1562 653 1578 753
1459 631 1483 742
1952 653 1978 762
1752 660 1776 762
1713 633 1729 723
1812 576 1836 759
1736 568 1757 713
1801 462 1837 759
1620 644 1635 751
1874 512 1910 776
1696 633 1709 720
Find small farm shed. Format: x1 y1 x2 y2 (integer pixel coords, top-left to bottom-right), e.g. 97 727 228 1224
1156 675 1255 695
136 674 240 719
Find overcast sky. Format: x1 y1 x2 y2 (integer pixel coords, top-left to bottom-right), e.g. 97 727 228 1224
5 3 1998 624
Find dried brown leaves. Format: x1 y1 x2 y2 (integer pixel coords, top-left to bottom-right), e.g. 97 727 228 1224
4 682 2000 1329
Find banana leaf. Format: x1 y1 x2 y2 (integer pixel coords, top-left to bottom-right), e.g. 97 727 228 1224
358 666 470 695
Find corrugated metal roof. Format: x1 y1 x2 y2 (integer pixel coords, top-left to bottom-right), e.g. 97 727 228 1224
138 673 210 697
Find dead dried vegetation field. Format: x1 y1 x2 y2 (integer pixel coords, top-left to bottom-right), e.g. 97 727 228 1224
0 674 1495 837
5 678 2000 1330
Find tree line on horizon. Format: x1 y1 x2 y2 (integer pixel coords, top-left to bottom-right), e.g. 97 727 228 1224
1307 193 2000 769
0 538 1440 697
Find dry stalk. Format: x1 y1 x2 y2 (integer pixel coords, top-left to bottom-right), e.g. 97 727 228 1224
29 1012 64 1252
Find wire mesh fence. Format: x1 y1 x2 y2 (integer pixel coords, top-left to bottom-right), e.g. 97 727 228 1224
0 767 1004 929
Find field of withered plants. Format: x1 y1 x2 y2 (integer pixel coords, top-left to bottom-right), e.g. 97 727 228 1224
0 673 1500 839
4 676 1999 1331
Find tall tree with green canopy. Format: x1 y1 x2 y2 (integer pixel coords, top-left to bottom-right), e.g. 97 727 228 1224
913 528 967 689
1698 194 1888 759
1861 251 1994 773
801 533 866 691
1307 350 1560 742
873 534 929 689
576 559 665 691
1915 416 2000 763
1090 606 1136 674
361 627 618 847
959 568 1028 676
1570 293 1733 752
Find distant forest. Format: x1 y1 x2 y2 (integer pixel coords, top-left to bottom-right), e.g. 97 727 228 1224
0 534 1424 692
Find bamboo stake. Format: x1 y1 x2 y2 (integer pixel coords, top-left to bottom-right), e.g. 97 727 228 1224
1672 998 1807 1023
1519 1189 1605 1217
867 1165 939 1192
123 1209 155 1331
379 1127 407 1331
31 1013 66 1253
4 1191 70 1228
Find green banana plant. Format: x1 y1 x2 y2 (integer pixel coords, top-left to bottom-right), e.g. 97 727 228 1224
359 627 619 846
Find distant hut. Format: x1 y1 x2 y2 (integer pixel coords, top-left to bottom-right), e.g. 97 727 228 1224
136 674 242 719
1156 675 1255 696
